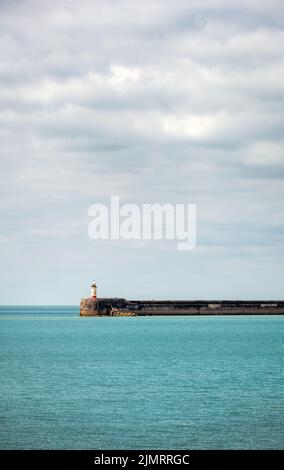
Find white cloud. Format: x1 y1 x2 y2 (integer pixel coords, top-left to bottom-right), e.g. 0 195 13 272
0 0 284 303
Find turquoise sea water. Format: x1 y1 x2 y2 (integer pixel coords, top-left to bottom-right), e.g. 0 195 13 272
0 307 283 449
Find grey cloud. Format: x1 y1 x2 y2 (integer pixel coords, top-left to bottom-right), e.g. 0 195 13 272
0 0 283 303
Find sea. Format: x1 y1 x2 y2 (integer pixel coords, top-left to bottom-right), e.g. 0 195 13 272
0 307 283 449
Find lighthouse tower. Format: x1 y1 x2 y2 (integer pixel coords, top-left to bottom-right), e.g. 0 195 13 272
91 281 97 299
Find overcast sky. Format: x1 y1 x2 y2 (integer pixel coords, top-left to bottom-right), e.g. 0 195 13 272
0 0 284 304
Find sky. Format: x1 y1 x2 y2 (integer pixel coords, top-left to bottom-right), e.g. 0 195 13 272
0 0 284 304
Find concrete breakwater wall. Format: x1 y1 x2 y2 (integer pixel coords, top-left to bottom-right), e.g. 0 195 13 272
80 298 284 316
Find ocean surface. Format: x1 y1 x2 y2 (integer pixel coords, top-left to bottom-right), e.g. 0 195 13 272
0 307 283 449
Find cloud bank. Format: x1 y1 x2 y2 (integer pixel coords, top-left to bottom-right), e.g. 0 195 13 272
0 0 284 303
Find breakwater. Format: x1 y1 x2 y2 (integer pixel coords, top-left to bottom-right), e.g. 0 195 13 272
80 298 284 316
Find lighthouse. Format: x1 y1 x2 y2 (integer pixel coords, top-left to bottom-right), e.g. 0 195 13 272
79 281 98 316
91 281 97 299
